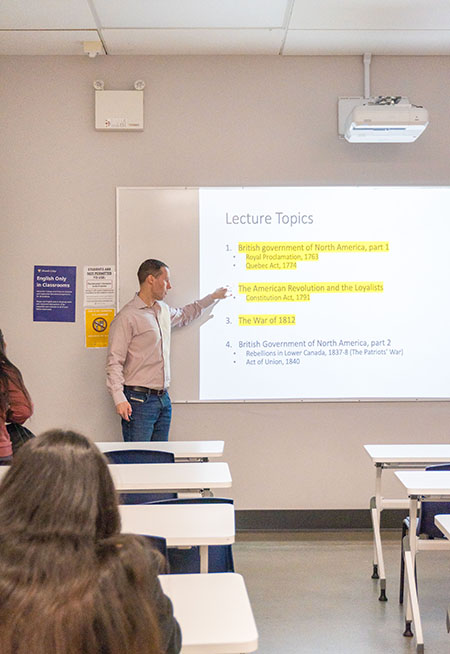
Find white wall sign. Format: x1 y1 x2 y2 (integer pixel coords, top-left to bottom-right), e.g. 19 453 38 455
84 265 116 308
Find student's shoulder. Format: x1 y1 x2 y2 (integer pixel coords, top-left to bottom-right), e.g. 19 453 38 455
106 533 167 574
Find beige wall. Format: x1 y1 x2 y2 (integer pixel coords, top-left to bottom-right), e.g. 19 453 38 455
1 55 450 509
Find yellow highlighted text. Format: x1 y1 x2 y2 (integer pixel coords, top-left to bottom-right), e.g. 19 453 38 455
238 282 383 303
240 241 389 271
238 314 296 326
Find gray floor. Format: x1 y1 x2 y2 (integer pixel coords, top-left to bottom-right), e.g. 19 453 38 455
233 531 450 654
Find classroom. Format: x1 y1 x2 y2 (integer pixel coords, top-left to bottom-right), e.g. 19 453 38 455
2 1 450 652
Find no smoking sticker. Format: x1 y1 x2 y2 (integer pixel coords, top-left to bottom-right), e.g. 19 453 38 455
85 309 115 348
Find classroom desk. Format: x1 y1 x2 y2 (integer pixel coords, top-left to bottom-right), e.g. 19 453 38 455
97 440 224 462
434 513 450 634
364 444 450 601
109 462 232 495
435 513 450 539
0 461 232 496
395 471 450 654
120 503 235 573
159 573 258 653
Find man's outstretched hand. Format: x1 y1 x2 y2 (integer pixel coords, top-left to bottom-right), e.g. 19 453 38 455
211 287 231 300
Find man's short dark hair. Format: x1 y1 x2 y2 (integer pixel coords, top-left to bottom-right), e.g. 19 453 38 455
137 259 168 285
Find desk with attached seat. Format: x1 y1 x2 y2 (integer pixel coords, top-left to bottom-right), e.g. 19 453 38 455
395 470 450 654
109 461 232 496
364 444 450 601
120 502 235 573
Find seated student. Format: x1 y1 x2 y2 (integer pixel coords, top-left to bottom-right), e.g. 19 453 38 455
0 329 33 463
0 429 181 654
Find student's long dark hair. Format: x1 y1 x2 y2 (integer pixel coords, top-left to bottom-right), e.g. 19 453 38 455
0 430 162 654
0 329 31 415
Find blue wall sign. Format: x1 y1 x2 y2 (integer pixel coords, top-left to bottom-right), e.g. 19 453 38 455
33 266 77 322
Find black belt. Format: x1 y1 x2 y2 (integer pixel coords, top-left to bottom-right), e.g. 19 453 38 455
124 385 166 396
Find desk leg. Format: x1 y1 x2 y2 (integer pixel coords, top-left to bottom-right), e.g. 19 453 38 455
370 496 387 600
403 497 423 652
370 465 383 579
200 545 209 574
403 534 424 653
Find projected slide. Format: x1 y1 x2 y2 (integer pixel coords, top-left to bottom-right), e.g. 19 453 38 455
199 186 450 400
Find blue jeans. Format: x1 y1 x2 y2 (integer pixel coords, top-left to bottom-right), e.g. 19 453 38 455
121 388 172 442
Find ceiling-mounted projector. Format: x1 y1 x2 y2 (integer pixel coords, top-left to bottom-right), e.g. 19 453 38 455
338 55 429 143
338 96 429 143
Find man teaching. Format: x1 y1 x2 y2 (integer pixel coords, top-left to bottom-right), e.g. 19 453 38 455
106 259 228 441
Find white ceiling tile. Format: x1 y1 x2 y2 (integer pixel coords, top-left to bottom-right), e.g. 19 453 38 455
94 0 290 29
2 0 450 56
0 30 104 55
103 28 284 55
0 0 96 29
289 0 450 30
283 29 450 55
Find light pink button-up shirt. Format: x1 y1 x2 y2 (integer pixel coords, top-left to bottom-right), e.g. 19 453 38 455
106 293 215 406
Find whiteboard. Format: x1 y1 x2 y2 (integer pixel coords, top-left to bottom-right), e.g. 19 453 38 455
117 187 205 402
117 186 450 403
